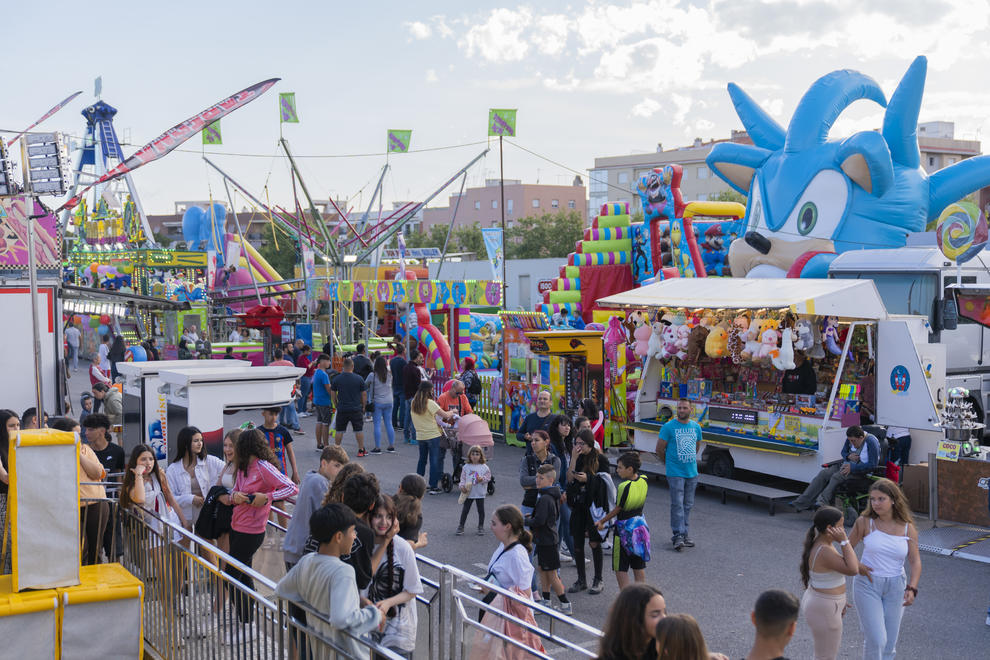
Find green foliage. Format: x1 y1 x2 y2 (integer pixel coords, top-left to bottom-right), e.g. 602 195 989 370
711 189 748 205
630 211 645 225
256 223 298 280
506 210 584 259
403 224 449 250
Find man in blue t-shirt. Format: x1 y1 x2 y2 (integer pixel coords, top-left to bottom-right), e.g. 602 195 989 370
656 399 702 551
311 353 333 450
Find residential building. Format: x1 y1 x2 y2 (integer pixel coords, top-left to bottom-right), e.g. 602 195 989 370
419 178 586 234
588 131 752 218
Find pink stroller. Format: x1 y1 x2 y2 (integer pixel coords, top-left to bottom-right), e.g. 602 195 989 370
441 413 496 495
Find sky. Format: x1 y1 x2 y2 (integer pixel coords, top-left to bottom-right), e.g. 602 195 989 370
6 0 990 216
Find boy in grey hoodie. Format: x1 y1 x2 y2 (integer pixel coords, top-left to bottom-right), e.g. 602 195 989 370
524 465 571 615
276 503 381 660
283 446 348 570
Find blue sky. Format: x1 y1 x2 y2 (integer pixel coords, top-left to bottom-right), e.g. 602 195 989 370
6 1 990 214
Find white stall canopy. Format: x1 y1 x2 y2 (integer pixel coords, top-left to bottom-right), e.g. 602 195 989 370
597 278 888 319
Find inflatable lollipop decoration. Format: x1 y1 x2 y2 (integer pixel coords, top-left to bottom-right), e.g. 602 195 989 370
936 201 988 264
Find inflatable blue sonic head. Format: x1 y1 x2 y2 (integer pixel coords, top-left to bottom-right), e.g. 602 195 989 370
181 203 227 253
707 56 990 278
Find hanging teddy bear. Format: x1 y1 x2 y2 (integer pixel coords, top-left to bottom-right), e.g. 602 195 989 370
646 321 664 360
756 318 781 361
675 323 691 359
807 318 826 359
728 313 750 364
741 315 764 361
660 323 680 360
634 321 653 358
686 314 713 363
793 318 814 352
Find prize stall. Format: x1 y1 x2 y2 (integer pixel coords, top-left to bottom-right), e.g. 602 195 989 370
501 311 552 445
598 278 943 483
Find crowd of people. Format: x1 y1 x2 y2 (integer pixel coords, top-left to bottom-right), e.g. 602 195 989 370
7 328 930 659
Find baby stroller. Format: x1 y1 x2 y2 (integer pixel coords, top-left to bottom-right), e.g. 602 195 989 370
440 413 496 496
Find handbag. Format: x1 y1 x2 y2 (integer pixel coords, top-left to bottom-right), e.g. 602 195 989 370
195 485 232 539
366 377 376 413
478 541 519 621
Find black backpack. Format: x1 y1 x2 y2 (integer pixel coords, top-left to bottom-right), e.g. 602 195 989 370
465 370 482 395
195 485 232 539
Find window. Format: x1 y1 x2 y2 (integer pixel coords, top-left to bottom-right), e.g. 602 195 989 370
697 166 709 179
617 172 629 184
589 169 608 195
507 199 514 214
568 200 576 209
928 156 936 167
474 201 481 210
491 200 498 209
532 199 540 208
551 199 559 208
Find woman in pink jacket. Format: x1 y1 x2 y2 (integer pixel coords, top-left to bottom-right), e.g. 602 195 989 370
225 428 297 635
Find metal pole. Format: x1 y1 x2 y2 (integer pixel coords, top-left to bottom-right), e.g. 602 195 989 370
20 139 45 417
223 180 263 306
499 136 507 311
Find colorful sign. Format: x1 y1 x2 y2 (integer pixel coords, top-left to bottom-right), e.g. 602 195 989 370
482 227 503 280
61 78 279 212
0 196 61 269
387 129 412 153
488 109 517 136
936 440 960 462
202 120 222 145
279 92 299 123
537 279 554 294
890 365 910 395
314 279 502 307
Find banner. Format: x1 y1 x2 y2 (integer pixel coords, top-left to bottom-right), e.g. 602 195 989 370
7 90 82 146
279 92 299 123
314 279 501 307
301 246 316 310
387 129 412 153
397 231 407 280
488 109 517 137
59 78 280 212
0 196 62 269
202 120 222 145
206 250 217 289
481 227 504 280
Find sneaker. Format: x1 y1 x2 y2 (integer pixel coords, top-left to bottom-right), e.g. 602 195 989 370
588 579 604 595
477 526 485 536
370 447 382 454
386 446 396 453
567 580 587 594
559 548 573 563
293 428 305 435
682 536 695 548
456 526 464 536
557 601 573 616
299 412 311 417
428 488 442 495
673 536 685 551
357 449 367 458
315 445 324 452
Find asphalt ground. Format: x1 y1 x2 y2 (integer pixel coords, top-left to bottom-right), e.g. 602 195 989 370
67 364 990 659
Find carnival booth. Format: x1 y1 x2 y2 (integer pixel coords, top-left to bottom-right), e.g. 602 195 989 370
117 359 251 461
598 278 944 483
157 364 303 457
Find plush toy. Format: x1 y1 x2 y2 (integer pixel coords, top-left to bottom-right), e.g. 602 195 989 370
741 317 764 360
793 318 814 351
705 323 729 358
660 324 680 359
634 322 653 357
675 324 691 357
757 325 780 360
727 314 750 364
823 316 843 356
771 327 796 370
646 321 664 360
686 323 711 362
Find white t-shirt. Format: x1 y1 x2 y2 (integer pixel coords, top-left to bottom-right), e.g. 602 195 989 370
486 541 534 591
373 537 423 652
229 329 242 342
98 343 110 370
65 326 81 347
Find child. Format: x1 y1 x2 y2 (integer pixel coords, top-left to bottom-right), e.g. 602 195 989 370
259 407 299 483
596 451 651 588
341 473 397 590
367 494 424 659
275 503 381 660
524 465 571 615
457 445 492 536
394 474 429 550
284 446 349 570
79 393 94 424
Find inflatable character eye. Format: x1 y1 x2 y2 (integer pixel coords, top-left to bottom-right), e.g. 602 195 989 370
797 202 818 235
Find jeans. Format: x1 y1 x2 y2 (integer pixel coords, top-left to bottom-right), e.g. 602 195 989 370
558 499 575 556
297 376 312 413
279 402 300 430
794 463 851 509
404 402 416 443
417 435 441 488
225 530 266 622
668 475 698 540
888 435 912 467
392 392 404 427
853 573 906 660
372 403 395 449
68 344 79 370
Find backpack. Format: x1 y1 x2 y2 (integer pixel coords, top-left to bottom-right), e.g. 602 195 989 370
465 370 482 396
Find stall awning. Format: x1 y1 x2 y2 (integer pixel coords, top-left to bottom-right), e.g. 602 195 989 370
61 284 191 312
597 278 888 319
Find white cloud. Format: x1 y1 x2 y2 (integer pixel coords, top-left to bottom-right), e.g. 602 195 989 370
536 15 570 56
763 98 784 118
425 69 438 83
671 93 693 124
631 98 662 118
695 118 715 132
460 8 532 62
407 21 431 40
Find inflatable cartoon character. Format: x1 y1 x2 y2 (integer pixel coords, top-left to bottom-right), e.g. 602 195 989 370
707 56 990 278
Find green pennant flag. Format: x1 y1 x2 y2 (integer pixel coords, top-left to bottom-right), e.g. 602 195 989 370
387 130 412 153
488 109 517 137
202 120 222 145
279 92 299 123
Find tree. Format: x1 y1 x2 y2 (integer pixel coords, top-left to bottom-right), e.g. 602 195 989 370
506 210 584 259
711 189 747 205
452 223 485 257
256 223 298 280
403 224 448 250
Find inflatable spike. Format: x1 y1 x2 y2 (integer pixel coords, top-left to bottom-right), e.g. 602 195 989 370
583 226 630 241
579 238 632 254
571 252 629 266
553 278 580 291
593 214 631 229
599 202 630 216
548 290 582 304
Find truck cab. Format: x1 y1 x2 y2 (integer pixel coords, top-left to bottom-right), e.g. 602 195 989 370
829 247 990 428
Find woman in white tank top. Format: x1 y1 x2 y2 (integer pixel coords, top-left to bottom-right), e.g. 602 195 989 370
848 478 922 660
799 506 861 660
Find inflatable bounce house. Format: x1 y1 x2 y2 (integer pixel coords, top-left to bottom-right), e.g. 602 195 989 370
706 55 990 278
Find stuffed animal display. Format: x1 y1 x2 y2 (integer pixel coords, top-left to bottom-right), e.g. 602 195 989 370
634 322 653 357
771 327 796 370
704 323 729 358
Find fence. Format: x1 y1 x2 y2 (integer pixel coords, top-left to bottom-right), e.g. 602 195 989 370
430 371 505 437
